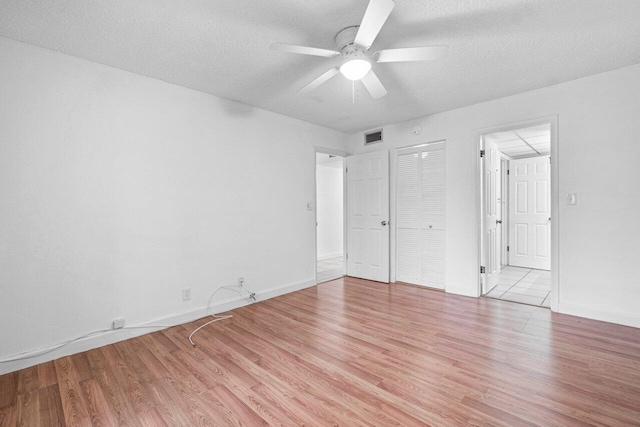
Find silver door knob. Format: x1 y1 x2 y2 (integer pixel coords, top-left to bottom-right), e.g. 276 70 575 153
381 221 388 226
496 220 502 224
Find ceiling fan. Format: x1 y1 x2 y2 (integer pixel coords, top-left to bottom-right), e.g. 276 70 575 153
270 0 448 99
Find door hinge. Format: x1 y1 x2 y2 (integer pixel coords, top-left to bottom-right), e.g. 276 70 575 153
507 246 510 251
345 167 348 173
346 253 348 260
480 266 486 274
507 169 510 175
480 150 485 158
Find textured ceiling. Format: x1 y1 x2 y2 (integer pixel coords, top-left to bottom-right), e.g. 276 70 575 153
1 0 639 134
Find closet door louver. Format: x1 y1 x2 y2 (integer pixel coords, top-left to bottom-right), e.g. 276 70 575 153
396 152 420 284
395 143 445 288
420 149 445 288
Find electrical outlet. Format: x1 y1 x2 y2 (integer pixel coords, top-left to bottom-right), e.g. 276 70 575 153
238 277 245 287
182 288 191 301
112 318 125 329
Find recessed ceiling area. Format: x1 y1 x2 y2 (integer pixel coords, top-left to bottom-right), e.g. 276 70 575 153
1 0 639 133
485 123 550 159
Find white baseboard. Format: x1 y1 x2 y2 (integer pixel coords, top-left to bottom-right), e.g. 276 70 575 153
558 302 640 328
317 252 343 261
0 278 316 375
445 284 480 298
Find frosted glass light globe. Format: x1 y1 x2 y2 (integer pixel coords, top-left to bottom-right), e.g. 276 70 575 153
340 59 371 80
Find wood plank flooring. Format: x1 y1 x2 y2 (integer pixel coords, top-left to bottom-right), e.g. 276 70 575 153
2 276 640 426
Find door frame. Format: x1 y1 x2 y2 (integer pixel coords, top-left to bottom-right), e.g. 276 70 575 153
314 146 349 284
500 155 510 267
475 116 559 311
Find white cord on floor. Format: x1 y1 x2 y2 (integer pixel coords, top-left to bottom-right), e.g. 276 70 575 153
0 283 258 363
0 324 176 363
187 314 233 346
188 283 257 347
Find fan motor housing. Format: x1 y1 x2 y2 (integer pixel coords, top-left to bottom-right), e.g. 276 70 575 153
335 26 360 54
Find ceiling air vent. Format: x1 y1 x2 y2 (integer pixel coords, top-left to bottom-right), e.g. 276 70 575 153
364 129 383 145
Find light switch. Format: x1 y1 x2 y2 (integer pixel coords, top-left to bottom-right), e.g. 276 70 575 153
566 193 577 205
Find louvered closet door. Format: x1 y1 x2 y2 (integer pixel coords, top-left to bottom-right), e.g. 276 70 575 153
396 152 421 284
396 143 446 289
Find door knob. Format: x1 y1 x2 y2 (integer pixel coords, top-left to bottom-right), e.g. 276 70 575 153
496 220 502 224
381 221 388 226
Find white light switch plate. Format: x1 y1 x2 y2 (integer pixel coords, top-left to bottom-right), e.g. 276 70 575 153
566 193 577 205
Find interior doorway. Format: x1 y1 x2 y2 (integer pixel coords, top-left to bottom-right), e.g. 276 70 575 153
316 152 345 283
480 122 554 308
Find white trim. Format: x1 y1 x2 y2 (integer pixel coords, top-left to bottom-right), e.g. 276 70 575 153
445 285 478 298
396 140 445 153
559 302 640 329
0 278 316 375
313 146 349 158
474 115 559 305
314 146 348 284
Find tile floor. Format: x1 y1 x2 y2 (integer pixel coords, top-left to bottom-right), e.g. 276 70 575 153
317 255 345 283
484 266 551 307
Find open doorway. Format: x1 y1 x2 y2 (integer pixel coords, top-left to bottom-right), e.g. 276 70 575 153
480 122 553 308
316 152 345 283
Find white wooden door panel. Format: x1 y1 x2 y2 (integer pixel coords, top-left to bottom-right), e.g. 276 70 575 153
508 156 550 270
482 141 501 294
346 151 390 282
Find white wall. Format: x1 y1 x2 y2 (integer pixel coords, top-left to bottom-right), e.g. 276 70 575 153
0 38 349 373
350 63 640 328
316 160 343 259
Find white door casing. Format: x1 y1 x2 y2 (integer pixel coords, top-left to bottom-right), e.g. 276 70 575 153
500 157 509 267
508 156 551 270
346 150 390 283
482 140 502 294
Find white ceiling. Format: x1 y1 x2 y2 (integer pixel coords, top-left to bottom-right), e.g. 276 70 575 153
485 123 550 159
1 0 639 134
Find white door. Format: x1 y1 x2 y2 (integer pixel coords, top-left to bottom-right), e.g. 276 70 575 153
482 141 502 294
396 143 446 289
346 150 390 282
508 156 551 270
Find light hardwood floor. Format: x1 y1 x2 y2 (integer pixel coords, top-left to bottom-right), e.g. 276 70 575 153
2 277 640 426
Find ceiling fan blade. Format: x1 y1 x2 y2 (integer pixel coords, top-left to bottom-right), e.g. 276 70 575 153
298 67 340 94
354 0 395 49
361 70 387 99
376 46 449 63
270 43 340 58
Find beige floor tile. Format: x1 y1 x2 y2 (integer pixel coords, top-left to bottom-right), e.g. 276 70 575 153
507 287 550 298
500 293 545 306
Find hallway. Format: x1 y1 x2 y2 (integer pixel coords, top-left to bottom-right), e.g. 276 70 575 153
484 266 551 307
317 255 345 284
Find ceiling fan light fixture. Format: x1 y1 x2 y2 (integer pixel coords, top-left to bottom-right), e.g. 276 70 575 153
340 58 371 80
